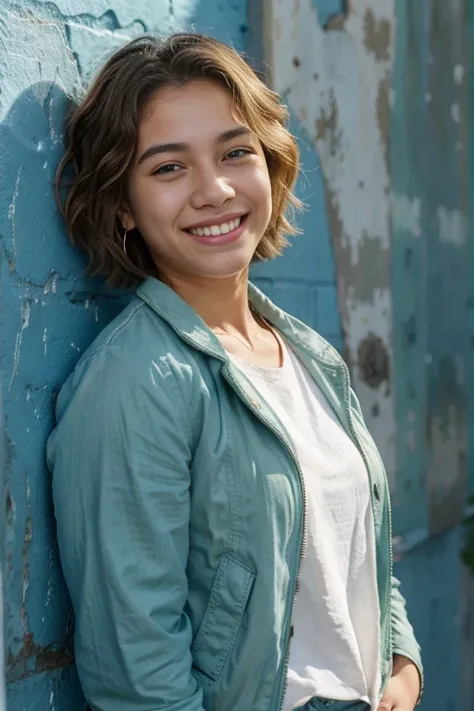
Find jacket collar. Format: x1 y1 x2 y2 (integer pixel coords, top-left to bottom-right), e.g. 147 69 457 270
136 276 343 369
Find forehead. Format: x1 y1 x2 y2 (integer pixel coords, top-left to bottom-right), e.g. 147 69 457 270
138 80 244 145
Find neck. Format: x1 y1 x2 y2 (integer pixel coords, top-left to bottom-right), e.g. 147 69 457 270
160 268 255 337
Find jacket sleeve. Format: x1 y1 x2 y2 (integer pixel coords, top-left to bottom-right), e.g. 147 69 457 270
390 576 424 695
349 385 424 693
47 346 205 711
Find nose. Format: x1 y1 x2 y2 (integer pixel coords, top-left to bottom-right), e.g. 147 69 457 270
191 167 235 209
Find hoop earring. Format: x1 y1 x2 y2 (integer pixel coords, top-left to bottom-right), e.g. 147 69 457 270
122 229 128 256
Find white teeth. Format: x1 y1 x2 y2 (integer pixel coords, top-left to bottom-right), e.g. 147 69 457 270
189 216 242 237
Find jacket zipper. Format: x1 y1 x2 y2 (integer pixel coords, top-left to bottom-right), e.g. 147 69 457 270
222 365 307 711
341 362 393 697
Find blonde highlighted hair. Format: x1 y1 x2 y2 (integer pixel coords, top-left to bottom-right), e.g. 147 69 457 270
56 33 301 288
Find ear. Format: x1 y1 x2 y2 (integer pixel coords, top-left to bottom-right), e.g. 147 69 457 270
118 205 136 232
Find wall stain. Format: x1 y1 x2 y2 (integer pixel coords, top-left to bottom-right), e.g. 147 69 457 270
376 73 390 173
268 0 396 482
4 430 16 472
6 633 74 682
363 7 390 61
427 355 467 535
357 332 390 390
315 88 341 156
402 315 417 348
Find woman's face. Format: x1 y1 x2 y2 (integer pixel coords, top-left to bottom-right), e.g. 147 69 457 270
123 80 273 283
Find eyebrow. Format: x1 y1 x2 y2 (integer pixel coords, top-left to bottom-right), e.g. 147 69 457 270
137 126 253 166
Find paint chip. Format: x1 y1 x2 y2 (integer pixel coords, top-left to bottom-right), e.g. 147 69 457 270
453 64 465 85
436 206 466 247
451 102 461 123
390 193 421 237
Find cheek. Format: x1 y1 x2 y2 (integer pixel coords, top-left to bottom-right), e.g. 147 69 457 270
250 166 272 211
130 181 182 230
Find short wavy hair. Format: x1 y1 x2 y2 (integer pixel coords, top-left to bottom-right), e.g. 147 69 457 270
56 33 301 288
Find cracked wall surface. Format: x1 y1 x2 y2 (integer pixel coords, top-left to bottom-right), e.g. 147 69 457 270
3 0 474 710
0 2 250 708
264 2 474 709
391 0 470 541
265 0 397 490
265 0 472 537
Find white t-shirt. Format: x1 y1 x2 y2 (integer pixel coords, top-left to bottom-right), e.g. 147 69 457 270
230 340 381 710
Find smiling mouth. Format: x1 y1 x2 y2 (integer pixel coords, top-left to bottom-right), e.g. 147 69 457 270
184 214 248 237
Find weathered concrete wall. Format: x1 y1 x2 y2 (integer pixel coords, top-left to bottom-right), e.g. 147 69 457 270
3 0 474 709
264 1 474 709
391 8 474 709
391 0 469 542
264 0 397 502
0 2 251 708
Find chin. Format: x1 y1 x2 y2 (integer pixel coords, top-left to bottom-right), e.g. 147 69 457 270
195 248 255 280
202 259 253 280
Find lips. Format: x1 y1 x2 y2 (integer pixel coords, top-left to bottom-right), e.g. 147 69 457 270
188 215 242 237
183 212 249 233
185 213 248 246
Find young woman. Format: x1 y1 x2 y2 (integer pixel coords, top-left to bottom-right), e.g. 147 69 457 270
47 33 422 711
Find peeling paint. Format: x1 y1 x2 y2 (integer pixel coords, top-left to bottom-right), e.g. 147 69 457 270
267 0 396 482
9 300 31 391
6 633 74 682
0 7 79 121
43 272 61 295
428 405 467 535
436 206 466 248
7 169 22 263
390 193 422 237
1 2 251 708
453 63 465 84
362 7 390 61
451 101 461 123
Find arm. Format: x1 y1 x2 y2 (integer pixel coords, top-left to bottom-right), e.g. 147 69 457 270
48 346 204 711
391 576 423 678
348 387 423 707
388 576 423 705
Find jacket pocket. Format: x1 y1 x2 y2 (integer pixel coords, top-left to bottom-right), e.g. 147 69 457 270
191 553 256 681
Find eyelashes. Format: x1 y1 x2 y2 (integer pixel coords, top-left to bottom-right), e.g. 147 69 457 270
151 147 255 176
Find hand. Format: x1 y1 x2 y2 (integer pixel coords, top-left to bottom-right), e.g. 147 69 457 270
377 655 421 711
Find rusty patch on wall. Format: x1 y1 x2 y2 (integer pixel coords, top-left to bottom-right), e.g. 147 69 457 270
6 500 74 682
363 7 390 61
7 632 74 682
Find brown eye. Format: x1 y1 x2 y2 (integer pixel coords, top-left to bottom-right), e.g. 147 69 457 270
152 163 182 175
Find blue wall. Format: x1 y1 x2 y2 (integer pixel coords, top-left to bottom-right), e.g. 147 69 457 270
0 2 257 708
0 2 344 706
251 109 343 353
390 2 473 709
3 1 473 709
